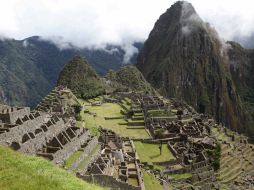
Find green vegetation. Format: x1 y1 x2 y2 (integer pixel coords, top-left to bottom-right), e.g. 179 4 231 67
80 100 150 139
211 127 230 142
154 129 165 139
168 173 192 180
0 145 105 190
76 114 82 121
57 56 105 99
213 128 254 186
74 144 101 173
134 142 175 164
0 37 136 107
128 178 139 187
106 65 155 94
227 42 254 139
73 104 82 114
207 142 221 171
143 171 163 190
136 1 247 133
63 151 83 169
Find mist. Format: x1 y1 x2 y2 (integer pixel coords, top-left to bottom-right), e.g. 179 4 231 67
0 0 254 59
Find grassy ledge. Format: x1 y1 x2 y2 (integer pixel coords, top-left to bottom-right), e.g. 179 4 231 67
0 145 105 190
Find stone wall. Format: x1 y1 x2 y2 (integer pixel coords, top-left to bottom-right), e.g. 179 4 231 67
53 130 91 165
77 174 141 190
163 167 191 175
18 119 67 153
69 137 99 172
0 112 50 145
0 107 30 124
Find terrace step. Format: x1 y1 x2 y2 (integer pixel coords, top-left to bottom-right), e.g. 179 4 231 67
68 137 99 172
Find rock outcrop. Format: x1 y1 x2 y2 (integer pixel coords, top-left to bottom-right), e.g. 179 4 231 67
136 1 245 132
227 41 254 136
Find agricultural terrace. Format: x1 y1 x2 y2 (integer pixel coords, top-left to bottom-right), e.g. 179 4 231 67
79 97 150 139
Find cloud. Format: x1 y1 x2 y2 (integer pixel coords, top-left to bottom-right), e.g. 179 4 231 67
0 0 253 51
122 43 138 64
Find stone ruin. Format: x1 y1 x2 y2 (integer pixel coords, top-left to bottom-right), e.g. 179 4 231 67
0 86 95 165
113 92 219 189
2 87 252 189
78 128 145 190
36 85 79 117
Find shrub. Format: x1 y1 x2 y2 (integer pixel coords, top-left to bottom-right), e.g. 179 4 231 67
207 142 221 171
76 114 82 121
73 104 82 114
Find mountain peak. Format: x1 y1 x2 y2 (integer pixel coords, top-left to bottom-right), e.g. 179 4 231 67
137 1 245 132
179 1 202 23
148 1 204 40
162 1 200 22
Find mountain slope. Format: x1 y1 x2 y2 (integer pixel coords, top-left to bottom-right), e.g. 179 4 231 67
57 55 105 98
136 1 245 131
0 145 105 190
0 36 141 107
105 65 155 94
0 39 52 107
228 41 254 137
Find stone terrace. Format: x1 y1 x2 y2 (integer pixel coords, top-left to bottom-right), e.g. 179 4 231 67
36 85 79 117
0 87 96 166
78 128 145 190
115 92 219 189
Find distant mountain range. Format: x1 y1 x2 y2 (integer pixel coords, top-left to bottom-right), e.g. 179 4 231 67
57 55 155 100
0 36 142 107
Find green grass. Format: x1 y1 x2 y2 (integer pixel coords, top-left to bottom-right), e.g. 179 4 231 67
128 178 139 186
143 171 163 190
0 145 105 190
63 150 83 169
171 109 178 113
75 144 101 172
76 121 83 128
134 142 175 163
168 173 192 180
121 99 131 110
211 127 229 141
211 127 218 135
80 100 150 139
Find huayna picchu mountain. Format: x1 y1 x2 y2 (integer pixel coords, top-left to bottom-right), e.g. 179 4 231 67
136 1 246 132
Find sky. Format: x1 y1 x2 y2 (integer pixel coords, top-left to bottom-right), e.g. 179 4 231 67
0 0 253 49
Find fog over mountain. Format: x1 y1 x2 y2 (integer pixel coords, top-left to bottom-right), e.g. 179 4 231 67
0 0 254 53
0 0 254 107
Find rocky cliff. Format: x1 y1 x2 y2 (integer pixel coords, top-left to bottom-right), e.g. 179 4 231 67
136 1 245 131
228 41 254 137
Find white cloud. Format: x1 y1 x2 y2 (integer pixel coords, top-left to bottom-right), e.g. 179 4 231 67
0 0 253 48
